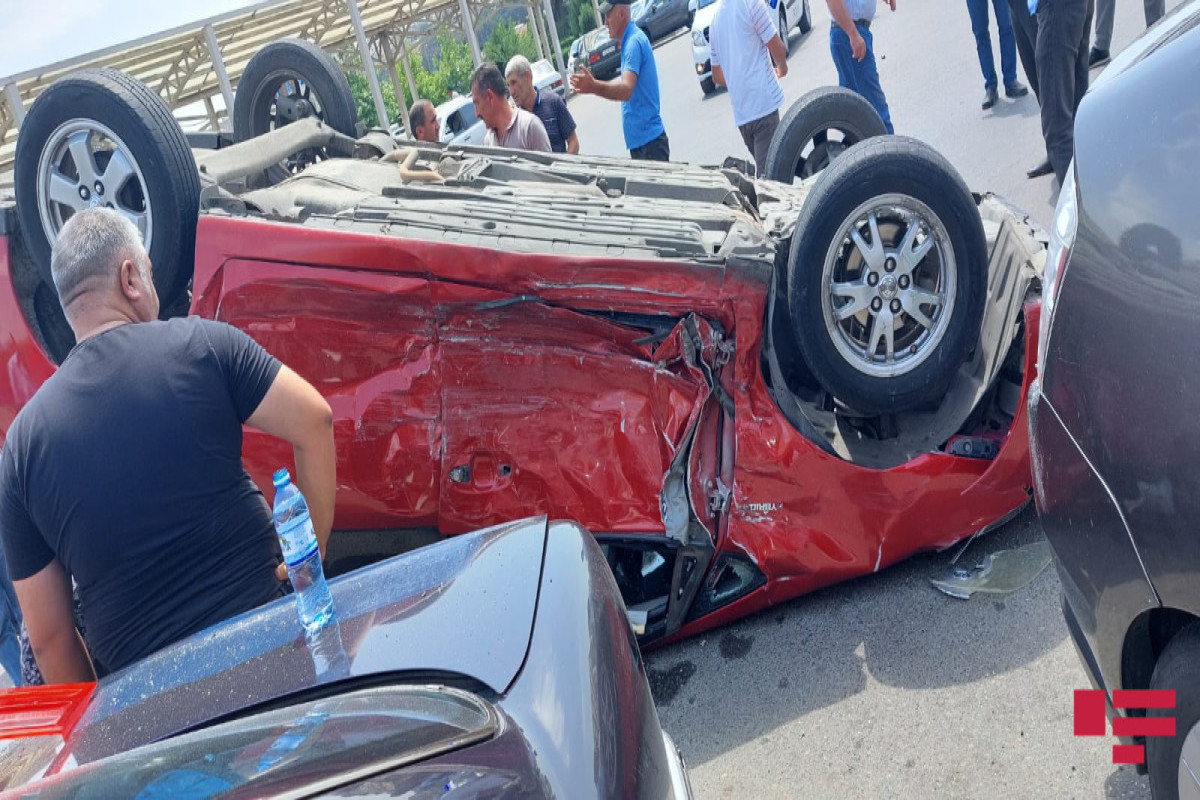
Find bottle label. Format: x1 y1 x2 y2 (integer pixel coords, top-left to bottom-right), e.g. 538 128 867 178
278 516 320 568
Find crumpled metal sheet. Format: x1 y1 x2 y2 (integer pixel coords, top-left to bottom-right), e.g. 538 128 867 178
931 539 1054 599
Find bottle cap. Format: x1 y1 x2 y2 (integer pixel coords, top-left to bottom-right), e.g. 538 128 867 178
272 468 291 487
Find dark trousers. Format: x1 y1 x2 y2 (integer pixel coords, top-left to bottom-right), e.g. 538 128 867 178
739 110 781 176
830 22 895 134
1007 0 1041 100
1093 0 1165 50
1035 0 1094 183
630 132 670 161
966 0 1019 90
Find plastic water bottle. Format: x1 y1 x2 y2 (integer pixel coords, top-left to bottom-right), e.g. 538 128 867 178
272 468 334 633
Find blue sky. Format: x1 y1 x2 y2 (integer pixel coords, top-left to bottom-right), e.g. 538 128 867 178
0 0 261 79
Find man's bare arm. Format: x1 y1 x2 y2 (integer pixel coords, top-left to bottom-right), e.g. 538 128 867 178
825 0 867 59
570 66 638 101
246 366 336 558
767 36 789 77
566 131 580 155
15 559 95 684
712 64 726 87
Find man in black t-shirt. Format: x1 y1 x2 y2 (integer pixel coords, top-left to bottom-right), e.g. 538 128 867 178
506 55 580 155
0 208 336 683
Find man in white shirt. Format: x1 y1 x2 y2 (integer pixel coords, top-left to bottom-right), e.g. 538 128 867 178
710 0 789 176
470 64 552 153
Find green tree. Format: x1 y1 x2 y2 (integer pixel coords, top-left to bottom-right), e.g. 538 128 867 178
483 21 538 69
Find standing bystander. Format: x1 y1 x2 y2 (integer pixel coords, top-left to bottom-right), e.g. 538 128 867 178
1089 0 1164 66
965 0 1030 109
570 0 670 161
826 0 897 134
470 64 552 153
1032 0 1094 184
709 0 788 176
506 55 581 154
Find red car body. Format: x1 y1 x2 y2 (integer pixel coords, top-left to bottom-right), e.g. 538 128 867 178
0 200 1039 645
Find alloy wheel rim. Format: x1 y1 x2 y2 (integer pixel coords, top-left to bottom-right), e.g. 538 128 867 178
819 193 956 378
36 118 152 250
1181 719 1200 800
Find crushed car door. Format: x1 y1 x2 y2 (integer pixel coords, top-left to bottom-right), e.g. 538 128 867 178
196 260 440 530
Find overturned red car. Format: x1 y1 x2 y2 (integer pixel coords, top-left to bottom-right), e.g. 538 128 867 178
0 62 1045 647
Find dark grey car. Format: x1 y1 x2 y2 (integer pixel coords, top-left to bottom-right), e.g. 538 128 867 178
1029 2 1200 797
579 27 622 80
0 518 691 798
633 0 691 41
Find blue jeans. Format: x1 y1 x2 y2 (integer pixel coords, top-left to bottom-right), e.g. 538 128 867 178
0 565 23 685
829 23 895 135
966 0 1018 90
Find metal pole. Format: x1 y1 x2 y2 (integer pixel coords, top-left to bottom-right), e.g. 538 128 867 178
527 2 546 60
3 83 25 128
399 36 419 103
457 0 483 66
383 38 412 136
202 24 236 120
592 0 602 27
346 0 390 128
541 0 568 84
203 96 221 130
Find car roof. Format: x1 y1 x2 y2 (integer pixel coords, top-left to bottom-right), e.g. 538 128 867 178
436 95 473 114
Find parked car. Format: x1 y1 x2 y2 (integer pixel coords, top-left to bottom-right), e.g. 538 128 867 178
0 518 693 797
633 0 692 40
4 46 1044 650
567 35 584 75
531 57 565 98
436 94 484 145
578 25 622 80
1029 2 1200 796
691 0 812 95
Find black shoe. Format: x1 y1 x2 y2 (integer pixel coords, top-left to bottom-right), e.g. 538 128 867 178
1088 47 1110 68
1027 157 1053 179
1005 80 1029 98
982 87 999 110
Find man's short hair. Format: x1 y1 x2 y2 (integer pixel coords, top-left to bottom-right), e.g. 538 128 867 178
505 55 532 80
470 63 507 99
409 99 433 129
50 208 147 307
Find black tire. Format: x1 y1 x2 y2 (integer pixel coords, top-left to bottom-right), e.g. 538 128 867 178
799 0 813 33
785 137 987 414
778 6 791 52
700 76 716 95
13 68 200 313
233 39 357 178
764 86 888 183
1147 622 1200 800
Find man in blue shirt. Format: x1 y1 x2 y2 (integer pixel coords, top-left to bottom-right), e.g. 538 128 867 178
570 0 670 161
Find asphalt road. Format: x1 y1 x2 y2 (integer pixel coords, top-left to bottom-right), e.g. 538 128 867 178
560 2 1179 797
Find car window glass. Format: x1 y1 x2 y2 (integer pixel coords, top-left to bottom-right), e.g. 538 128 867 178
447 111 462 135
459 104 478 127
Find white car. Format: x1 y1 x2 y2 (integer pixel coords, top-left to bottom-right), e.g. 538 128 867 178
531 58 566 98
691 0 812 95
436 95 485 145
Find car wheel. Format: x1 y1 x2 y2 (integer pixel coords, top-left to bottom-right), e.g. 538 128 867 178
778 6 792 52
13 68 200 314
700 76 716 95
764 86 888 183
1148 622 1200 800
785 136 986 414
233 38 357 180
800 0 813 33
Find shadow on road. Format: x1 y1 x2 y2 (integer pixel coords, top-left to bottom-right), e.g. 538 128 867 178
645 505 1068 766
1105 765 1152 798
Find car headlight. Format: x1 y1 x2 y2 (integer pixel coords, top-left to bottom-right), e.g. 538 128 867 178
1036 159 1078 379
692 29 706 46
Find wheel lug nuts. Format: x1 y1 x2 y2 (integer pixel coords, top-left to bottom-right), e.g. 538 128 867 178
890 299 902 313
871 298 883 312
78 186 90 200
93 181 104 196
885 257 896 272
899 276 909 289
867 272 879 286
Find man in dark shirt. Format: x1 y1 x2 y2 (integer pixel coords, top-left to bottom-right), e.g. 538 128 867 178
0 208 336 683
505 55 580 155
